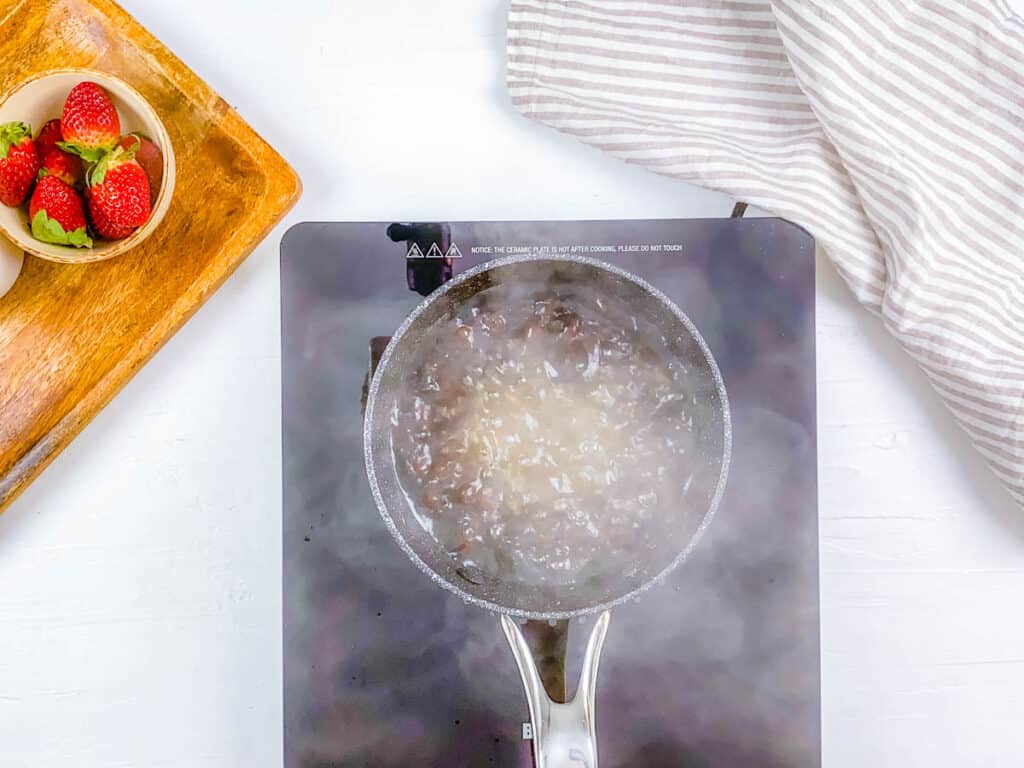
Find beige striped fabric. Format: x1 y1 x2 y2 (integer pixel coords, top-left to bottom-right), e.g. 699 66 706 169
507 0 1024 504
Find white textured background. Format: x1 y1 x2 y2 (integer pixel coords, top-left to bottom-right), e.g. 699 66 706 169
1 2 1023 766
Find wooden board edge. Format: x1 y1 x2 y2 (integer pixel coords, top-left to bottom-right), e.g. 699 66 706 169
0 171 299 515
0 0 304 514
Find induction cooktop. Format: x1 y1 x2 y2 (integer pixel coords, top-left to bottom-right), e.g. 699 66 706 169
281 218 819 768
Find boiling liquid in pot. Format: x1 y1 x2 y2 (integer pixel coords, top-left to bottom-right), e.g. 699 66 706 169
390 283 711 591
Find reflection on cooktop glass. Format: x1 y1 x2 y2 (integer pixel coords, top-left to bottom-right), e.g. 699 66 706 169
282 219 819 768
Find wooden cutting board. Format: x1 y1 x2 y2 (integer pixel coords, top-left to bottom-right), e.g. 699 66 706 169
0 0 302 512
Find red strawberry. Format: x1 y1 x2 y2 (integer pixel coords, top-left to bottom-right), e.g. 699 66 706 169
36 119 83 187
119 133 162 205
60 82 120 163
35 119 64 155
29 175 92 248
40 148 85 187
0 122 40 207
86 145 151 240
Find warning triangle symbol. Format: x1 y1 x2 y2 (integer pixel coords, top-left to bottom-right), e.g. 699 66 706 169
446 243 464 259
425 242 444 259
407 243 424 258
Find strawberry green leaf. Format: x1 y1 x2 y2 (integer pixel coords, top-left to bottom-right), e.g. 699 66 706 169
58 141 109 165
67 227 93 248
88 154 110 186
87 144 131 186
0 122 31 159
31 209 93 248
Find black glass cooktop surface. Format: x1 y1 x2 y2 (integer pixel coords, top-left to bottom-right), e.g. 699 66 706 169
282 219 818 768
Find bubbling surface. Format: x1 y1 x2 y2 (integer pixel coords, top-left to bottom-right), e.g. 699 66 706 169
390 281 711 591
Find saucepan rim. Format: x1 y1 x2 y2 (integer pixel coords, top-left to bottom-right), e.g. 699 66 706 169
363 253 732 620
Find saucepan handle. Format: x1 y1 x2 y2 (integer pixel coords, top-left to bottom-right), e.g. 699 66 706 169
500 611 611 768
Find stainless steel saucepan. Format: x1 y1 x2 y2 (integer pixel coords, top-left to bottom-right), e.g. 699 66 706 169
365 254 731 767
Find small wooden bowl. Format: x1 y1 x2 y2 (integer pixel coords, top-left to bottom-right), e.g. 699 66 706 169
0 69 175 264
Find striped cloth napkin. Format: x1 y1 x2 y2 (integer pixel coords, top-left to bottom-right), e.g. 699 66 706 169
507 0 1024 504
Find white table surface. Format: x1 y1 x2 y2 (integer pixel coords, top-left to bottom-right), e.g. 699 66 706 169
2 2 1023 766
